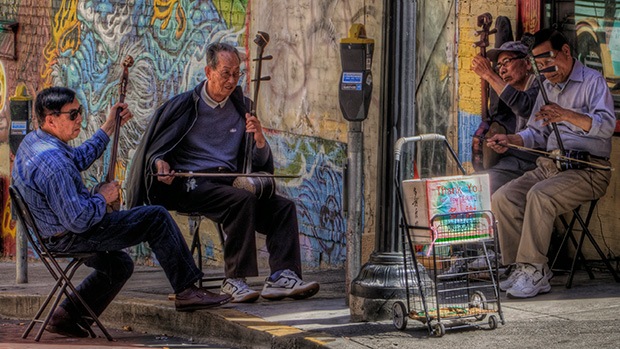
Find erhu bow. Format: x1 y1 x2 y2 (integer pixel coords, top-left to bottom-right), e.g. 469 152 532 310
104 55 134 211
473 134 613 171
231 31 277 199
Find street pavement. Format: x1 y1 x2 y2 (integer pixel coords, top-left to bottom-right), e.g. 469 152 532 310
0 261 619 348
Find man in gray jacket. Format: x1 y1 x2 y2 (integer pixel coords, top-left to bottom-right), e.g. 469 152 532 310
127 43 319 304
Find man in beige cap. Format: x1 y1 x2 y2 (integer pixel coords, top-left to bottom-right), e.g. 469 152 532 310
471 40 541 193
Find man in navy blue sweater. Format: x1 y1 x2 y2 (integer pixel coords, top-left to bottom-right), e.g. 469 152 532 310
127 43 319 303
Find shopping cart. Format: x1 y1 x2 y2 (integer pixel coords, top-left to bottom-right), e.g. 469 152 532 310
391 134 505 337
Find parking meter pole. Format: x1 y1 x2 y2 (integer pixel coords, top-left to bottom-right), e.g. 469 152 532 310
338 24 374 307
345 121 363 305
10 84 33 284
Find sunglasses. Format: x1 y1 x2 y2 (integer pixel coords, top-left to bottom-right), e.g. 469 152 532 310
49 105 83 121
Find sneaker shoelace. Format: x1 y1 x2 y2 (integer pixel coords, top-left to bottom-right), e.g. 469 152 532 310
227 278 251 293
515 265 544 287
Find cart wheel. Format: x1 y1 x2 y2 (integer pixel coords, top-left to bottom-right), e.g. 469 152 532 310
392 301 408 331
488 315 498 330
469 290 487 321
433 323 445 337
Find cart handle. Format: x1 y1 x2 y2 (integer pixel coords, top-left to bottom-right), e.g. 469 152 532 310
394 134 446 161
394 133 466 175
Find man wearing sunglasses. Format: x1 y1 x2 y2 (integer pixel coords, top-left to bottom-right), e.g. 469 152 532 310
127 43 320 304
486 29 615 299
471 40 541 194
12 87 231 337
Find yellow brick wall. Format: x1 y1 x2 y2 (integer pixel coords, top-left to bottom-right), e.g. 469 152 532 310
458 1 517 115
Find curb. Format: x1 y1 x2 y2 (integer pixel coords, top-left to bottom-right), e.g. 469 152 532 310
0 293 335 349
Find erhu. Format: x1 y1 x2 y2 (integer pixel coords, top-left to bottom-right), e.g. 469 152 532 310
104 55 134 211
519 34 607 172
152 33 299 193
231 31 277 199
471 13 497 171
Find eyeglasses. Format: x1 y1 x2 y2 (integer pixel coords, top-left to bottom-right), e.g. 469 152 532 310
534 50 557 70
48 105 83 121
216 70 245 80
496 56 524 70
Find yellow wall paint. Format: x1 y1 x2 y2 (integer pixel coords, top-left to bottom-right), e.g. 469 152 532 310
457 2 517 115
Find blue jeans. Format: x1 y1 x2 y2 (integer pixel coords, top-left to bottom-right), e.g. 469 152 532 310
48 205 202 318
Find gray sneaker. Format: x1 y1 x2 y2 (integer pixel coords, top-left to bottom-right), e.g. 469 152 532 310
506 263 552 298
221 278 260 303
260 269 320 301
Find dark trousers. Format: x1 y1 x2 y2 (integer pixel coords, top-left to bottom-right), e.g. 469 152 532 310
155 177 302 279
48 205 203 318
481 154 537 194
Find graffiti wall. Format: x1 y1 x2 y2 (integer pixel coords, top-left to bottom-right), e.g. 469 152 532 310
0 0 381 271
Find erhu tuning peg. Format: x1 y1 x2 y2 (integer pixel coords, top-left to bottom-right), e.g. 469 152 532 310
254 31 270 48
253 55 273 62
252 76 271 82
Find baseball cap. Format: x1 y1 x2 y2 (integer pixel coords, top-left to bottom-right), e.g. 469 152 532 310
486 41 528 62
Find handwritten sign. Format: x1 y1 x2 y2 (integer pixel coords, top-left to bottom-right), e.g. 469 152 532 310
401 174 491 244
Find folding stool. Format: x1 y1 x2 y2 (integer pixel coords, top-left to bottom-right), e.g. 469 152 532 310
9 186 113 341
550 199 620 288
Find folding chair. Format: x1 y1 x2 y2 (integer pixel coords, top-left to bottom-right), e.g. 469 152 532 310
177 211 226 288
9 186 113 341
550 199 620 288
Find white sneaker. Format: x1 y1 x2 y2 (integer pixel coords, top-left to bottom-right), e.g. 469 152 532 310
260 269 320 301
499 264 523 291
221 278 260 303
506 263 552 299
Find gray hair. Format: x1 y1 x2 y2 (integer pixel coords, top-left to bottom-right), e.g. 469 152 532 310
206 43 241 68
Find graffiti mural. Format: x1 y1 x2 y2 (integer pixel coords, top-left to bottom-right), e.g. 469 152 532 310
0 0 349 270
268 131 347 268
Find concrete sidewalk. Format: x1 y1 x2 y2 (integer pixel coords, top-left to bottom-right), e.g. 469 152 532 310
0 261 619 348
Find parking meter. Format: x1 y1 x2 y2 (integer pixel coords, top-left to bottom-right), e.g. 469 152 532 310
9 84 32 155
339 23 374 121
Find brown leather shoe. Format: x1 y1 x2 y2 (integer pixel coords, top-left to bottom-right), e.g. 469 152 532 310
175 285 232 312
45 307 89 338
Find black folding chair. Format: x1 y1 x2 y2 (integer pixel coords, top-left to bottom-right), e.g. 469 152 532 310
9 186 113 341
550 199 620 288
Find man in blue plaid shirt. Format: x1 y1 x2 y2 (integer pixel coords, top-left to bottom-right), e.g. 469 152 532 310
12 87 231 338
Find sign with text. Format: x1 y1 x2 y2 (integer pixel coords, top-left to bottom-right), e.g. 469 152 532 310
401 174 491 244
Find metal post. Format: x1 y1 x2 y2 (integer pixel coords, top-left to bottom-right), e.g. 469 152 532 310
9 84 33 284
349 0 417 322
16 223 28 283
345 121 363 305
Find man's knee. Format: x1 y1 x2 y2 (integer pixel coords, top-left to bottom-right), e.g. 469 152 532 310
135 205 174 223
491 185 509 211
112 252 135 281
232 189 258 209
89 251 134 282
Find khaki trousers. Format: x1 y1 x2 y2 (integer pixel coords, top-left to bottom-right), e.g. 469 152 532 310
491 157 611 266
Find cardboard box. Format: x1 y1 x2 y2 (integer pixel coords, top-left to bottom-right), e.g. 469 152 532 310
401 174 492 244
